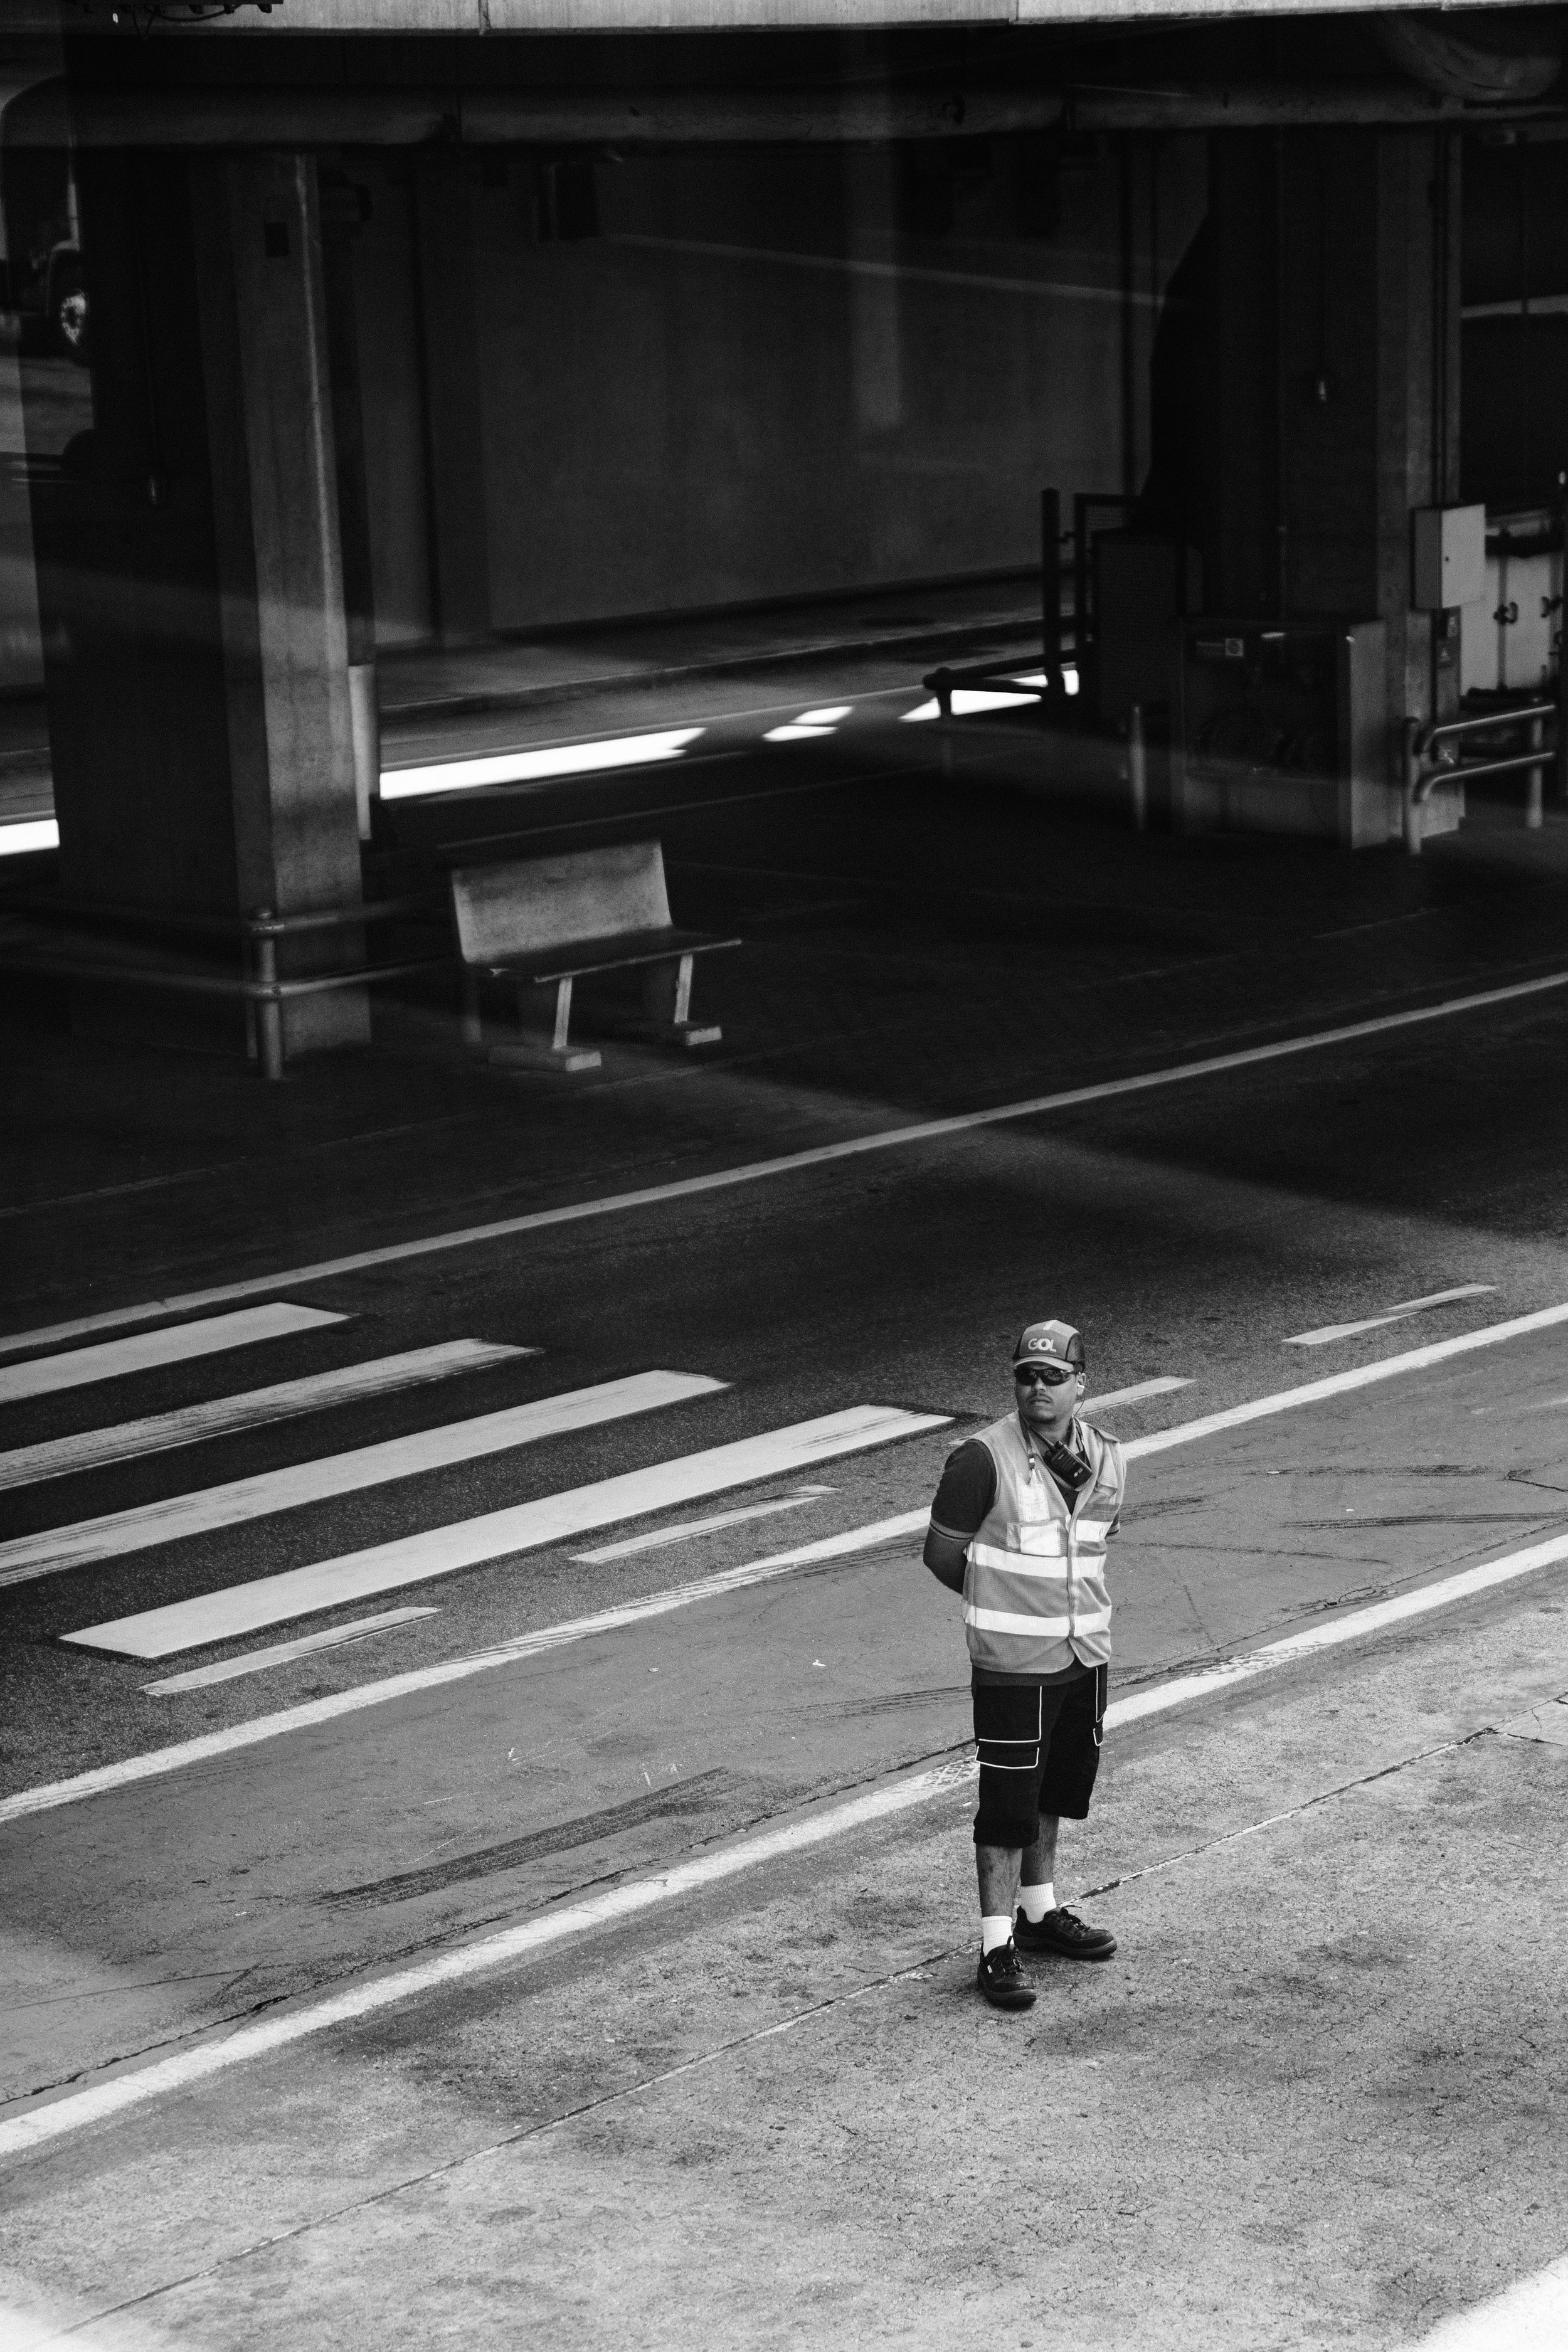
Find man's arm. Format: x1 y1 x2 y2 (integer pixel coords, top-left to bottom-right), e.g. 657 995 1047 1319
923 1439 997 1595
923 1526 969 1594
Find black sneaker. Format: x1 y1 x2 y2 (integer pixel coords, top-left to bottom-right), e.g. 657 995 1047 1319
975 1939 1036 2010
1015 1906 1117 1962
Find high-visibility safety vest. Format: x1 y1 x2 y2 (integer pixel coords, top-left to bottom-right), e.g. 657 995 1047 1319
962 1412 1126 1677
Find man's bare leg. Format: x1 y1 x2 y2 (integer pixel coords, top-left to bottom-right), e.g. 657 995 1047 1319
1020 1813 1060 1910
976 1843 1021 1924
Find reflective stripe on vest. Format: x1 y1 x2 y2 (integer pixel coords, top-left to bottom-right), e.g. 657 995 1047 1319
961 1413 1126 1676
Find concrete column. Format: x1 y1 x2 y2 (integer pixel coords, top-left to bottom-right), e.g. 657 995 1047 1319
1203 127 1463 822
412 154 492 643
193 150 366 1054
28 144 366 1060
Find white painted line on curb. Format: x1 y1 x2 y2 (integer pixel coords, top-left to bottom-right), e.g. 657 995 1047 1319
1 1371 724 1591
142 1609 439 1695
6 966 1568 1362
0 1340 531 1492
9 1302 1565 1819
62 1407 946 1659
6 1521 1568 2159
379 726 704 800
0 817 59 857
573 1485 834 1564
0 1303 346 1402
1401 2248 1568 2348
1285 1283 1496 1348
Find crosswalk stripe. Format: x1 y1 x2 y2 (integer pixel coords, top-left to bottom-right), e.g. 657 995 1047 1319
0 1303 346 1404
572 1484 833 1563
0 1340 532 1492
62 1406 948 1658
1084 1377 1192 1411
1284 1283 1496 1348
141 1609 438 1695
0 1370 724 1591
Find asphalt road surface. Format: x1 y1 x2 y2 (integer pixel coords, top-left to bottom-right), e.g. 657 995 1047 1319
4 876 1568 2348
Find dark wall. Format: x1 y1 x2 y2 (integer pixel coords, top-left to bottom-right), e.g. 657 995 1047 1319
1461 136 1568 511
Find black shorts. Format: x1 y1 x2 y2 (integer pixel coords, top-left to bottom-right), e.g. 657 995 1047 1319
973 1666 1106 1848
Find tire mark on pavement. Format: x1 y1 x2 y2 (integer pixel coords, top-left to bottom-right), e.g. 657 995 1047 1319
317 1771 736 1909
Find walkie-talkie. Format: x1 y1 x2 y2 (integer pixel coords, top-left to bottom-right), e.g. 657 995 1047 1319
1036 1433 1093 1496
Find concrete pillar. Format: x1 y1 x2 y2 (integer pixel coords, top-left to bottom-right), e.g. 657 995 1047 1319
1203 127 1463 810
194 151 366 1056
28 144 366 1060
412 155 492 644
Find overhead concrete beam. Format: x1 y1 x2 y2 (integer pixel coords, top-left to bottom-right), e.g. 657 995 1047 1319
8 77 1565 146
105 0 1560 27
6 82 1062 146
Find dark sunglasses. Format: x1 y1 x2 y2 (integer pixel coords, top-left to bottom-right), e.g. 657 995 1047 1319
1015 1364 1075 1388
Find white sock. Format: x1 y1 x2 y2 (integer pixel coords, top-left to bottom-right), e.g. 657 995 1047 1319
980 1914 1014 1954
1018 1881 1056 1924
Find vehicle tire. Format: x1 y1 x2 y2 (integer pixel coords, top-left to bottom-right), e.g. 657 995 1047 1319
53 263 88 365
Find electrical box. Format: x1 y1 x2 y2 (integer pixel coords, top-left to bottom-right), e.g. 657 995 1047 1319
1170 619 1394 849
1411 504 1486 611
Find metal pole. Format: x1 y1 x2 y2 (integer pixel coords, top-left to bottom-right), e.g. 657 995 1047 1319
1128 703 1148 832
1527 714 1544 830
1402 718 1423 857
253 911 283 1081
1041 488 1061 691
1074 494 1091 708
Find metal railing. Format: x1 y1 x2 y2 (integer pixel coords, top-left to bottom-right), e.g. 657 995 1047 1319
0 891 445 1079
1402 701 1556 856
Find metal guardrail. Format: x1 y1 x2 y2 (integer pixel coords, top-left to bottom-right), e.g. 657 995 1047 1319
0 891 446 1079
1402 701 1556 856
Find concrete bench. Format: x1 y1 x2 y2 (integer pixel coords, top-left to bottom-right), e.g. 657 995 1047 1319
449 840 739 1071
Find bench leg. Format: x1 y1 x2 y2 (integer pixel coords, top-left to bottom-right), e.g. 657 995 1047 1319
487 974 602 1073
640 953 721 1049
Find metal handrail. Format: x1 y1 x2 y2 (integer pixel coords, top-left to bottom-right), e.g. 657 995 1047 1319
0 889 436 940
0 887 448 1080
1418 701 1554 753
1404 702 1555 856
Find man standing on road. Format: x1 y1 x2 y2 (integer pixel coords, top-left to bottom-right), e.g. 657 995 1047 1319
924 1320 1126 2010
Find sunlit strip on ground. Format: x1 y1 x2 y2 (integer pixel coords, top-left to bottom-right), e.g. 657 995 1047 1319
379 727 704 800
0 818 58 856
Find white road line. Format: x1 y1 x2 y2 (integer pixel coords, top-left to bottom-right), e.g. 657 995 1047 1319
1119 1303 1568 1459
1285 1283 1497 1348
12 1303 1565 1815
573 1485 834 1563
5 965 1567 1362
63 1407 948 1659
0 1370 723 1592
0 1303 346 1403
6 1522 1567 2158
0 1340 532 1492
142 1609 438 1695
